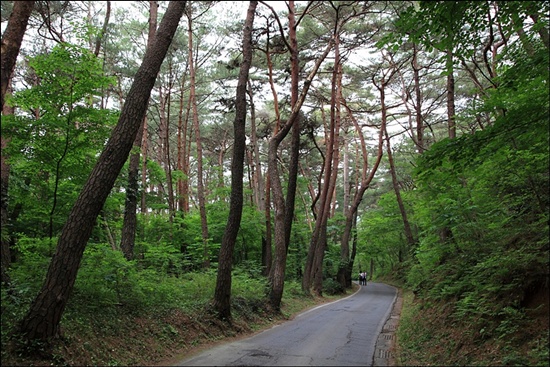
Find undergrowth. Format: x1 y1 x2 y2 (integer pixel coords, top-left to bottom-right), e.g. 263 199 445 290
1 243 347 366
396 287 549 366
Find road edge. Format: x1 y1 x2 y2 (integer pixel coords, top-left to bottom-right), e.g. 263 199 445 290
373 286 403 366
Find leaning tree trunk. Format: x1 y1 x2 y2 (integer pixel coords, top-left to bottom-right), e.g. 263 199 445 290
380 77 415 248
384 125 415 248
18 1 186 343
1 2 35 285
1 1 34 109
1 84 16 286
213 0 257 321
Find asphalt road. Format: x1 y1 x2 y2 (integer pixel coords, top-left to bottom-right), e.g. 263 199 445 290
173 282 397 366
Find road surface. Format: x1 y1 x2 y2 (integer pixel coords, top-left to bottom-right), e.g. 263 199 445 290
173 282 397 366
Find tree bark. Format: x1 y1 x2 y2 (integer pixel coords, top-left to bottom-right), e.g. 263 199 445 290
187 8 210 268
18 1 186 342
140 115 149 214
267 23 333 309
382 90 415 248
384 126 415 247
120 0 157 260
93 1 111 57
159 83 175 220
213 0 257 321
1 1 34 110
336 102 384 289
446 48 456 139
303 32 341 296
177 71 189 212
120 120 144 260
283 1 300 255
1 0 34 286
247 82 264 212
412 43 424 153
1 84 15 286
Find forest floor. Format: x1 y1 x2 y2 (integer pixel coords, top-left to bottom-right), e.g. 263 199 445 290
394 285 549 366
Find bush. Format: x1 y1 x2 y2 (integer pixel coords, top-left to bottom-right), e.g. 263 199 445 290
323 278 344 295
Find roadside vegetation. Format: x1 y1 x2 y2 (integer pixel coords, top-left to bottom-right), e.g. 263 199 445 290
1 252 351 366
396 288 549 366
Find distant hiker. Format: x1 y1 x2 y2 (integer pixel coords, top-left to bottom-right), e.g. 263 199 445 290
362 271 368 286
359 272 366 286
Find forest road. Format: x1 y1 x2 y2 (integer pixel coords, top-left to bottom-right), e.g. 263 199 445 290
172 282 397 366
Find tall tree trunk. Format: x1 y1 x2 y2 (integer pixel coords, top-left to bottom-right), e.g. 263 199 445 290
303 33 341 296
187 8 210 268
446 48 456 139
159 83 175 221
120 120 145 260
212 0 257 320
266 2 333 308
177 73 187 212
374 56 415 249
141 1 159 216
140 115 149 214
178 79 192 214
18 1 186 342
336 102 384 289
384 126 415 247
382 91 415 248
246 82 270 275
120 0 157 260
246 82 264 212
263 178 272 276
283 1 300 255
412 43 424 153
261 17 280 278
1 1 34 110
0 1 35 284
93 1 110 57
1 83 15 286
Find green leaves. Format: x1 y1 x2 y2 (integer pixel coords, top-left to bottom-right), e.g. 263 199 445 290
4 42 118 238
13 43 115 112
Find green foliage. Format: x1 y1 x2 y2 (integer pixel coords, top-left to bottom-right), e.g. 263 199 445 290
9 236 55 292
357 191 412 280
322 278 344 295
70 244 263 314
401 42 549 355
373 4 549 363
74 244 140 309
231 266 269 300
3 42 118 238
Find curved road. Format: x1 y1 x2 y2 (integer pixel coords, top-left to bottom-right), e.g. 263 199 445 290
173 282 397 366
